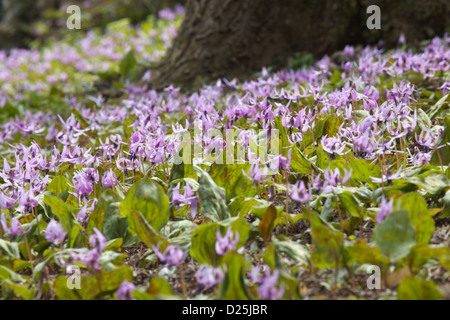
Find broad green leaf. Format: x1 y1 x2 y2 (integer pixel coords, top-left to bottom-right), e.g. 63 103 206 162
0 239 20 259
119 49 137 78
258 205 278 245
338 191 363 218
431 116 450 165
54 266 133 300
316 144 330 169
417 108 431 131
428 94 448 120
3 280 35 300
404 244 450 271
134 277 175 300
343 240 390 267
94 191 134 246
373 210 417 261
53 276 81 300
348 158 382 185
228 197 258 217
119 178 170 232
123 115 136 140
190 223 220 266
47 175 71 195
397 193 435 244
272 238 310 266
43 195 74 233
210 163 259 200
291 148 313 174
128 210 167 251
0 265 28 283
198 171 230 221
310 212 344 268
219 252 251 300
397 276 443 300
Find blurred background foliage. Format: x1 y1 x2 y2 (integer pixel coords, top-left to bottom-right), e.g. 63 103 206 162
0 0 184 49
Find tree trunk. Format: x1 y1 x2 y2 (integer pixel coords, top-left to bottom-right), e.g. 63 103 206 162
150 0 450 89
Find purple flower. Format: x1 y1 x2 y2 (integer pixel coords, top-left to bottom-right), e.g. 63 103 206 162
79 249 101 270
251 265 284 300
17 189 39 213
290 180 312 203
116 280 136 300
89 228 106 253
101 168 118 188
242 162 270 183
45 219 66 245
77 198 97 224
376 197 394 223
196 266 224 289
324 167 352 188
153 243 185 266
171 183 199 219
1 214 31 236
215 227 239 256
370 166 403 184
0 191 15 210
321 135 346 155
415 130 440 149
439 82 450 95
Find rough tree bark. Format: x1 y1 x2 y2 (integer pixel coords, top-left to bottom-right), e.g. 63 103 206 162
150 0 450 89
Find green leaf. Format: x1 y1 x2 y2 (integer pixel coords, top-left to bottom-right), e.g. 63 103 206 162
291 148 313 174
310 212 344 268
258 205 278 245
272 238 310 266
343 239 390 267
128 210 167 251
210 163 259 200
373 210 417 262
119 49 137 78
219 252 251 300
0 265 28 283
397 276 443 300
3 280 35 300
47 175 71 195
198 170 230 221
119 178 170 232
123 115 136 140
397 193 435 244
54 266 133 300
404 244 450 271
97 191 134 246
228 197 258 217
428 94 448 120
0 239 20 259
43 195 74 233
338 191 363 218
348 158 382 185
137 277 175 300
190 223 220 265
53 276 81 300
316 144 330 169
417 108 432 131
431 115 450 165
405 174 448 196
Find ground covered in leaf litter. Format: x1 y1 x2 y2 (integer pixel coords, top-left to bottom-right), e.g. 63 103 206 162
0 6 449 300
